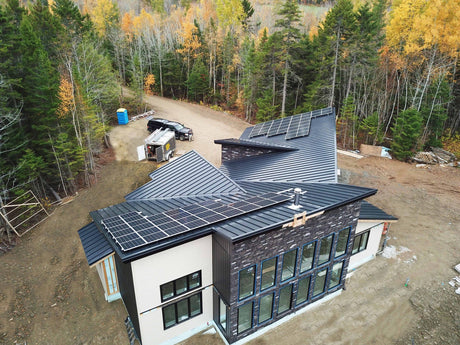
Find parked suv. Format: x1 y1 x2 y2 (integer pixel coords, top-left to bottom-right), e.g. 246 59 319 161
147 118 193 141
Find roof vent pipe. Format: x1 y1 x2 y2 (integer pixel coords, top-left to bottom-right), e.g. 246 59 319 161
293 188 302 206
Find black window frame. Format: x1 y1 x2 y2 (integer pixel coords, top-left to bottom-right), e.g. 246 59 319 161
238 265 256 301
260 256 278 292
312 267 328 298
258 292 275 325
160 271 202 302
162 292 203 330
296 274 312 306
329 261 345 290
335 227 351 258
281 249 298 282
300 240 317 273
277 283 293 315
218 297 228 332
318 234 334 266
352 230 370 255
237 301 254 334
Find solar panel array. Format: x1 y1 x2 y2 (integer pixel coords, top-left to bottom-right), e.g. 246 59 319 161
102 192 292 252
249 107 333 140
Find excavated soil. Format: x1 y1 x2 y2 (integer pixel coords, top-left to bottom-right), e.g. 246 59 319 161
0 96 459 345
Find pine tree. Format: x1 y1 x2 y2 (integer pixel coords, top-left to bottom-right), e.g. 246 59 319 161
186 59 209 102
391 109 423 160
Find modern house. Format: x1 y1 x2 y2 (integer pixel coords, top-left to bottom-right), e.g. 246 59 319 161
78 107 396 345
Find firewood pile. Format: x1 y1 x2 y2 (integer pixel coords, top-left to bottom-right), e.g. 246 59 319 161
413 147 457 165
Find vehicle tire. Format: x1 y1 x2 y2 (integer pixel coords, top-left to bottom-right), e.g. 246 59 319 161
180 135 185 141
188 135 193 141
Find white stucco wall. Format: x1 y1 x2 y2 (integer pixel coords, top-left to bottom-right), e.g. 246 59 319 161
348 221 384 270
131 235 213 345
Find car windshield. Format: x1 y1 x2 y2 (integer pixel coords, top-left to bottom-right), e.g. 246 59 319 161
170 123 183 131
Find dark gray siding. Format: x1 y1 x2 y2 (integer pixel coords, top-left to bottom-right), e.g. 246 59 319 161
224 201 361 343
212 231 232 303
114 254 141 343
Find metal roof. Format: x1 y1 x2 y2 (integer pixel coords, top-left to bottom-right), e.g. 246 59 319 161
218 109 337 183
125 150 245 201
214 138 297 151
78 222 114 266
78 107 396 264
359 201 398 221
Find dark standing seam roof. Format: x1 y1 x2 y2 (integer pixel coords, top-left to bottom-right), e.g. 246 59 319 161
78 222 114 266
78 107 394 264
359 201 398 221
219 110 337 183
214 138 298 151
125 150 245 201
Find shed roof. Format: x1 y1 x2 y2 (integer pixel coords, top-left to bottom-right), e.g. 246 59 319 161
359 201 398 221
218 109 337 183
78 222 113 266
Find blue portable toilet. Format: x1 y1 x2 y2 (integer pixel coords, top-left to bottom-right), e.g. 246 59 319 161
117 108 129 125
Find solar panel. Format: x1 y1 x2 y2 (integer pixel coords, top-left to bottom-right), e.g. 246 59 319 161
249 123 266 138
267 118 282 137
102 192 292 251
285 112 313 140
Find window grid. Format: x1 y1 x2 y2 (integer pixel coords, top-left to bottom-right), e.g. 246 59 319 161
335 227 351 258
237 301 254 334
318 234 334 266
329 261 344 290
258 292 275 324
300 241 316 273
352 230 370 255
160 271 201 302
281 249 298 282
260 256 278 292
162 292 202 329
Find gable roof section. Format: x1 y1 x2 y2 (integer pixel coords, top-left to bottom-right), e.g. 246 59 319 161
214 138 297 151
78 222 114 266
218 108 337 183
125 150 245 201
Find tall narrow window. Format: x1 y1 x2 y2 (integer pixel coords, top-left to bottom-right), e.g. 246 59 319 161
281 249 297 281
258 293 274 324
300 241 316 273
329 261 344 289
239 265 256 300
278 284 293 314
261 257 277 291
318 234 333 265
312 268 328 297
352 230 370 254
219 298 227 331
296 275 311 305
237 302 253 333
335 227 350 258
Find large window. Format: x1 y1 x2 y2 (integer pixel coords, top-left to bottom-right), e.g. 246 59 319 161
278 284 293 314
329 261 344 289
281 249 297 281
260 257 277 291
335 227 351 258
237 302 253 333
162 292 202 329
352 230 370 254
160 271 201 302
239 265 256 300
318 234 334 265
300 241 316 273
312 267 328 297
296 275 311 305
219 298 227 332
258 293 274 324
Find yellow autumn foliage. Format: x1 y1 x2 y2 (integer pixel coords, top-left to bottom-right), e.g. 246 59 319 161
57 76 74 119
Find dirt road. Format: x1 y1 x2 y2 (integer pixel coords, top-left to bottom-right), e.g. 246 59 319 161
0 97 459 345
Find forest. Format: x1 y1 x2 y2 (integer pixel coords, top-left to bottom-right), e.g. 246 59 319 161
0 0 459 209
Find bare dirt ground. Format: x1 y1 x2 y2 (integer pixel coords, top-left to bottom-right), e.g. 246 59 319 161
1 96 459 345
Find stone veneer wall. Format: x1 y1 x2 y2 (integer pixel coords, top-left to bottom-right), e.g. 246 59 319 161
225 201 361 343
221 144 278 162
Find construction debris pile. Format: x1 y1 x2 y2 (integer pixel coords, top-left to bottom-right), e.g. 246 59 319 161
413 147 457 166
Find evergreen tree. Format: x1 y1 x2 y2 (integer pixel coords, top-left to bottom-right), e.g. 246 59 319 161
391 109 423 160
186 59 209 102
